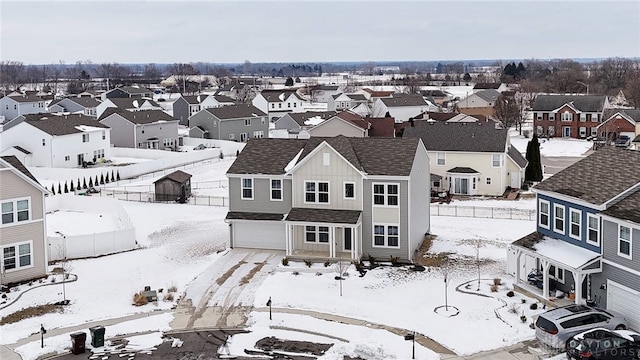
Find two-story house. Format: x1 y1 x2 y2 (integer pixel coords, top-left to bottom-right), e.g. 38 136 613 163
225 136 430 262
0 94 47 122
0 156 49 286
311 85 341 103
456 89 500 118
172 94 236 126
274 111 337 133
0 114 111 168
508 148 640 330
252 89 306 121
327 93 369 112
101 86 154 100
372 94 436 123
188 104 268 142
403 122 527 196
99 109 179 150
48 97 101 117
308 111 371 138
96 98 163 118
532 95 609 139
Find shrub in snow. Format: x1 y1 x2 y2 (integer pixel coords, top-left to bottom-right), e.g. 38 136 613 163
167 284 178 293
324 260 331 267
508 303 520 314
493 278 502 286
490 284 498 292
133 292 148 306
281 257 289 266
304 259 313 268
530 303 538 310
506 290 515 297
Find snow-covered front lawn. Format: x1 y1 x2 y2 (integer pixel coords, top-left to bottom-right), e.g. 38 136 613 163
510 128 593 158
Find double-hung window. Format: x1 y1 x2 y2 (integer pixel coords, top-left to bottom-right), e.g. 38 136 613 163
618 225 632 259
587 214 599 245
305 226 329 243
554 204 565 234
82 134 89 142
344 182 355 199
270 179 282 201
1 198 30 225
562 112 573 122
539 199 550 229
373 184 398 206
492 154 503 167
569 209 581 239
436 153 445 166
305 181 329 203
2 241 32 271
373 225 399 247
241 178 253 200
244 119 251 126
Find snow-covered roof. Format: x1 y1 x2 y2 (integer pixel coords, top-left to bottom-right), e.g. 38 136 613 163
513 232 601 270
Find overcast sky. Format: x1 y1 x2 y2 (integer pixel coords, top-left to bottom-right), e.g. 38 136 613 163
2 0 639 64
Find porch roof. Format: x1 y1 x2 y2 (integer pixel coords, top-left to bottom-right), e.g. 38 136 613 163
512 232 601 271
225 212 284 221
447 167 478 174
285 208 361 225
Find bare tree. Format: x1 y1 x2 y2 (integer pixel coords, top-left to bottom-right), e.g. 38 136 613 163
167 63 198 94
493 93 520 129
143 63 162 80
0 61 25 91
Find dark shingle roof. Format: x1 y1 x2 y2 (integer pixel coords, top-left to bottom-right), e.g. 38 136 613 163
287 111 337 126
107 98 160 109
473 83 502 90
214 95 235 103
367 117 395 137
508 145 528 168
13 146 31 154
25 114 109 136
534 147 640 206
68 97 101 108
204 105 266 120
602 108 640 123
101 109 177 124
1 155 40 184
155 170 192 184
532 95 607 112
182 95 203 104
347 94 367 101
602 188 640 224
380 94 427 107
475 89 500 103
403 122 507 152
512 231 545 249
315 85 339 91
8 94 43 103
227 136 421 176
447 167 478 173
259 90 304 102
225 212 284 221
334 111 369 130
285 208 361 224
120 86 152 95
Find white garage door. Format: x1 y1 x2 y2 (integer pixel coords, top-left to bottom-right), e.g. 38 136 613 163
232 221 285 250
607 280 640 331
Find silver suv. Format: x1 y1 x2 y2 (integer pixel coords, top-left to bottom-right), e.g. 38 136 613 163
535 304 627 350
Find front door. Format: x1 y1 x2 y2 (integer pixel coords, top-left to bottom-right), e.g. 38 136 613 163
344 228 352 251
454 178 469 195
77 153 84 166
563 126 571 137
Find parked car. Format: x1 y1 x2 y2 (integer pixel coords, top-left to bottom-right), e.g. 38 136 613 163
566 327 640 359
535 304 627 350
615 135 631 147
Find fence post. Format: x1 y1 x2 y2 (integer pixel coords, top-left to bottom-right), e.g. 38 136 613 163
473 206 475 218
492 207 494 219
510 208 513 220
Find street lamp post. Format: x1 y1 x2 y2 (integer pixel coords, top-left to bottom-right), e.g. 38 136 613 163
266 297 272 320
577 81 589 96
404 331 416 359
40 324 47 348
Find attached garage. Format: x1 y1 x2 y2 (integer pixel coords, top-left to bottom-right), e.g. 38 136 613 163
230 220 285 250
607 280 640 331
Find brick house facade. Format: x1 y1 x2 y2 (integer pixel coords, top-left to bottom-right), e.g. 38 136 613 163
532 95 608 139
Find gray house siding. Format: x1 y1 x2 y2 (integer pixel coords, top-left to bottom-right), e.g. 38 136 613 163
188 112 218 139
361 179 410 261
409 144 430 257
274 115 300 131
219 118 268 142
172 98 189 126
602 219 640 272
590 263 640 308
135 122 179 150
0 98 20 121
99 116 136 148
228 177 292 214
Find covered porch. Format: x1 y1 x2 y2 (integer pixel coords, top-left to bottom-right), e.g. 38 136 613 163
510 232 601 305
284 208 362 261
140 137 160 149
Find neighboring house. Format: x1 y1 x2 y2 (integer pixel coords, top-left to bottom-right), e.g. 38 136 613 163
308 111 371 137
456 89 500 118
96 98 163 118
0 155 49 285
172 94 236 126
99 109 179 150
154 170 192 202
597 109 640 141
367 117 396 137
403 122 527 195
507 148 640 330
327 93 369 112
188 104 268 142
372 94 434 122
0 114 111 168
48 97 101 117
311 85 341 103
274 111 337 133
0 94 47 122
419 89 454 105
472 83 508 93
532 95 609 139
252 89 306 121
360 88 394 102
224 136 430 262
101 86 154 100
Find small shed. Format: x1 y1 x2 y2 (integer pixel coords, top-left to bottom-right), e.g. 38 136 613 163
154 170 192 202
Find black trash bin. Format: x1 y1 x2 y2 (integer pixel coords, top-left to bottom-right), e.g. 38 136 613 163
89 326 105 348
70 332 86 355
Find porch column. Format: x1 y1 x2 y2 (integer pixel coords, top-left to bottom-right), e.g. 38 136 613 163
573 271 586 305
354 225 360 260
350 227 355 260
541 260 551 299
329 226 336 258
515 249 522 284
285 224 292 256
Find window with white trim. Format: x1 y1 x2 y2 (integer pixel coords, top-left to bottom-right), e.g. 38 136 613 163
102 131 106 140
590 127 597 136
2 241 33 271
436 153 445 166
579 113 586 122
229 133 235 140
536 113 542 120
561 112 573 122
64 155 70 161
554 204 565 234
241 178 253 200
618 225 632 258
539 199 550 229
1 198 30 225
270 179 282 201
305 181 329 203
305 226 329 243
549 113 555 121
82 133 89 142
587 214 599 245
253 131 264 138
591 114 598 122
547 264 565 283
244 119 251 126
569 208 581 239
344 182 355 199
373 224 399 247
373 184 398 206
486 177 491 185
492 154 503 167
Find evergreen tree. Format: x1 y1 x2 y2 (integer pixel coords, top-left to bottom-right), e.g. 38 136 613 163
116 171 121 181
58 183 62 194
89 177 94 188
285 77 294 86
70 181 75 192
100 174 105 185
64 182 69 193
516 62 526 79
525 134 544 182
51 184 56 195
463 73 472 82
77 178 81 190
95 175 99 186
83 178 88 189
111 170 115 182
105 172 110 183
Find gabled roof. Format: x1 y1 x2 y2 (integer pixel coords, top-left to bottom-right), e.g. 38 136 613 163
181 95 205 104
155 170 191 184
107 98 160 109
287 111 337 126
367 117 395 137
227 136 421 176
101 109 177 124
602 108 640 123
204 104 266 120
7 94 43 103
447 167 478 173
474 89 500 103
51 97 100 109
225 212 284 221
362 88 394 97
24 114 109 136
314 85 339 91
333 111 369 130
402 122 507 153
473 83 502 90
534 147 640 206
380 94 427 107
0 155 40 185
532 95 607 112
258 89 304 102
285 208 361 224
214 95 235 103
507 145 528 168
347 93 367 101
602 188 640 224
119 86 152 95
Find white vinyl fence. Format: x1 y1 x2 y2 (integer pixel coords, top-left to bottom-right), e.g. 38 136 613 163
48 229 137 261
430 204 536 221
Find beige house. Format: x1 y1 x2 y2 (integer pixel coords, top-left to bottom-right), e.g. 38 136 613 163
308 111 370 137
403 122 527 196
1 156 48 285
